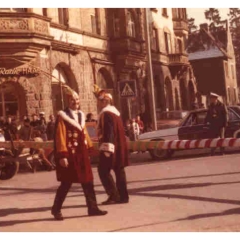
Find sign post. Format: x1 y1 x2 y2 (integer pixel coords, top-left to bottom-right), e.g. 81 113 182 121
119 80 137 120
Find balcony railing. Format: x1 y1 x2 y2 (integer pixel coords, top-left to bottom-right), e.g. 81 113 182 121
173 19 188 32
168 53 189 65
0 14 52 65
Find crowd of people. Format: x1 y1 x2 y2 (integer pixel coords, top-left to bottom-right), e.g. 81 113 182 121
124 115 145 141
0 112 55 142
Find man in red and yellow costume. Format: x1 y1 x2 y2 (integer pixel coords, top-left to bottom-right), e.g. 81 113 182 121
51 85 107 221
94 85 129 205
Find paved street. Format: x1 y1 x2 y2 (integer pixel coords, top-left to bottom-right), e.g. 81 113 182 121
1 151 240 232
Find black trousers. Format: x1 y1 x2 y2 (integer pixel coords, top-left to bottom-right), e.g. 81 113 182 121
98 153 129 202
52 181 98 213
209 127 225 154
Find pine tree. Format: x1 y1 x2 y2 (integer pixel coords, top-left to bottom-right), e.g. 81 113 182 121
228 8 240 85
188 18 197 33
204 8 221 25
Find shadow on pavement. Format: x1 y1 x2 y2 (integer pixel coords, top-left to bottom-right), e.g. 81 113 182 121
109 220 169 232
0 204 86 217
128 180 240 194
0 214 89 228
174 207 240 222
127 171 240 185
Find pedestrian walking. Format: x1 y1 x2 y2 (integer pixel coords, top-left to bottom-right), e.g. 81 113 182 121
51 85 107 221
205 92 228 155
136 115 144 134
130 118 140 141
93 85 129 205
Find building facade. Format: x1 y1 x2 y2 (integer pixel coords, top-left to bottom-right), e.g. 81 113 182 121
187 21 238 106
0 8 196 126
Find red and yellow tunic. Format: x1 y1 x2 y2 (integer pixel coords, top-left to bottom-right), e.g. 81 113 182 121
54 108 93 183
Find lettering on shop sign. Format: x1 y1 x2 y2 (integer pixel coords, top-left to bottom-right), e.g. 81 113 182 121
0 67 40 76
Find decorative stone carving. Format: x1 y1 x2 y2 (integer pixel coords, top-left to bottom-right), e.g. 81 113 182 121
0 19 29 30
34 19 48 34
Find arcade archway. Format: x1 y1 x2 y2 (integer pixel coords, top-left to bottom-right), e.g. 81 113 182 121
0 81 26 119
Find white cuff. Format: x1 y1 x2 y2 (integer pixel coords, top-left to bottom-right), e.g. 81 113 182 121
104 152 111 157
99 143 115 153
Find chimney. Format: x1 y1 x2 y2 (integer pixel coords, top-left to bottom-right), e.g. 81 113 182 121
200 23 209 32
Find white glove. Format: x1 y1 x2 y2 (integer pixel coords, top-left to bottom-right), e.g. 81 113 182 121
60 158 69 168
104 152 111 157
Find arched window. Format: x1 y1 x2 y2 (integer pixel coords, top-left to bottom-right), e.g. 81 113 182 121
97 68 114 102
126 10 136 38
52 66 69 114
0 82 26 119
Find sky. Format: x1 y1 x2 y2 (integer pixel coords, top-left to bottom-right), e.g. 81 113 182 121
187 8 230 27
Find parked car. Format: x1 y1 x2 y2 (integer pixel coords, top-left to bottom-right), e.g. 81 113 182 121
139 106 240 160
157 110 189 129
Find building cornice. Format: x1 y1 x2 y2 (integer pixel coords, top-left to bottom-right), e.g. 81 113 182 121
50 22 109 40
0 12 52 22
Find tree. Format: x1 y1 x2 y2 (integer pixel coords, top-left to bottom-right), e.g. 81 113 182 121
228 8 240 86
204 8 221 25
188 18 197 33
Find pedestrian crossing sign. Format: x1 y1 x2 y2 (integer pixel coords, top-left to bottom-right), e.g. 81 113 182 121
119 80 137 98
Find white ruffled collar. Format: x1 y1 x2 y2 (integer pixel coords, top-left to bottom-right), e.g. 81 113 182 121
98 105 120 119
58 109 85 132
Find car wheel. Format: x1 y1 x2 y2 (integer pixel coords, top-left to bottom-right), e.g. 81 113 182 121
149 148 174 161
0 161 19 180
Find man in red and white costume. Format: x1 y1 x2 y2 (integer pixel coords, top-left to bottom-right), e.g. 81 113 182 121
94 85 129 205
51 85 107 220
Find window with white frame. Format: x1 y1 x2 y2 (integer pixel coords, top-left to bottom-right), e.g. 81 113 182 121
127 10 136 38
91 15 97 34
151 28 158 51
231 65 235 79
113 11 120 37
225 62 229 77
164 32 172 54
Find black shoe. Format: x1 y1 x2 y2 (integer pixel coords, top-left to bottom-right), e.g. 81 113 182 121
118 199 129 204
102 197 119 205
51 209 64 221
88 208 108 216
47 165 54 171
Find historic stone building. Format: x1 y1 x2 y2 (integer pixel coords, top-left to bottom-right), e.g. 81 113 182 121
0 8 196 126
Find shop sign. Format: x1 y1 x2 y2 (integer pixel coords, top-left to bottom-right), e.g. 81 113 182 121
0 67 40 76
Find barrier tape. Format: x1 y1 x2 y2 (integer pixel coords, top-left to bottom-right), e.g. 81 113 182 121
0 138 240 152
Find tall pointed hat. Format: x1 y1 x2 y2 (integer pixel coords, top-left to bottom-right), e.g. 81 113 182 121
63 85 78 98
93 84 113 100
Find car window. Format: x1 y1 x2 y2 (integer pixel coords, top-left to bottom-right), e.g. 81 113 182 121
195 112 207 124
228 109 239 121
183 111 207 126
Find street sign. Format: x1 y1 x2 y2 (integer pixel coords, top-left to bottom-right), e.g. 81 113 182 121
119 80 137 98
